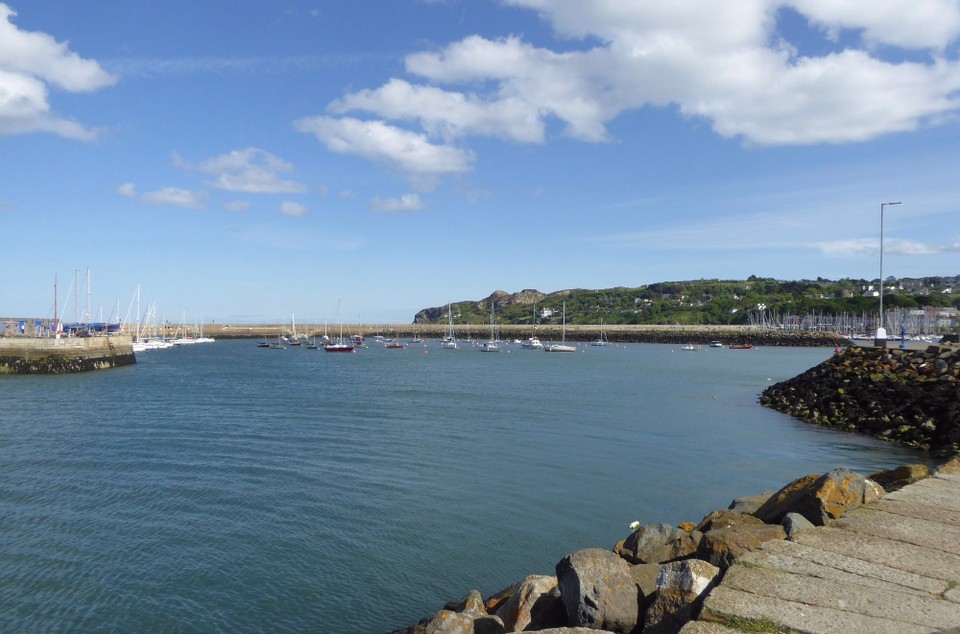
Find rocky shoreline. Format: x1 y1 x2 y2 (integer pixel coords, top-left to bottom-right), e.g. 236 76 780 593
761 342 960 455
391 460 958 634
389 342 960 633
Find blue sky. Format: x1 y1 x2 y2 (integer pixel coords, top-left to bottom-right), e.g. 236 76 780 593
2 1 959 325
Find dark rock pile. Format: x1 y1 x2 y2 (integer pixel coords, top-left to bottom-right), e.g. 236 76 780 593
389 466 925 634
760 343 960 454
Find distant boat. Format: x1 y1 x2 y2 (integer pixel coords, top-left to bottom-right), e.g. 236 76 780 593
288 314 302 346
521 336 543 349
324 301 355 353
709 340 723 348
544 302 576 353
385 329 405 349
589 319 609 346
441 304 458 349
479 303 501 352
680 344 698 351
729 344 754 350
269 331 285 349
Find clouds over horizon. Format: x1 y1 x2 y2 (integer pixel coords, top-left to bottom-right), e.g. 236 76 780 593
302 0 960 187
0 3 115 140
175 148 308 194
117 182 206 210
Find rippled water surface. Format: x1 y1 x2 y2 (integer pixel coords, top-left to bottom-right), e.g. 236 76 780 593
0 340 931 632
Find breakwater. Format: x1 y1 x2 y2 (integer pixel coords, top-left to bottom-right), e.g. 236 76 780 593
182 323 848 347
0 335 136 374
761 343 960 455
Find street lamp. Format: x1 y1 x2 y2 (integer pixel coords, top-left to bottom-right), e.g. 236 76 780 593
877 201 901 344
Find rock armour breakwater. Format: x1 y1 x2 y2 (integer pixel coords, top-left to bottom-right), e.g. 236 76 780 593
761 343 960 455
0 336 136 374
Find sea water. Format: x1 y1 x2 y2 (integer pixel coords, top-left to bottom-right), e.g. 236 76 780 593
0 340 931 632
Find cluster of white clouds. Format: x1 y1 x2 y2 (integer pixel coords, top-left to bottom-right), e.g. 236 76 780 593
5 1 960 219
119 148 310 216
299 0 960 187
0 3 115 139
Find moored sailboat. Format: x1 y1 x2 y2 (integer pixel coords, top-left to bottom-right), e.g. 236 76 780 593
544 301 576 353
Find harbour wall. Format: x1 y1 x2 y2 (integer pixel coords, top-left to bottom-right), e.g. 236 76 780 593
0 335 136 374
186 323 850 347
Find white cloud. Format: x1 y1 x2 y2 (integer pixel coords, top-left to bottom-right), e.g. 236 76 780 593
320 1 960 150
789 0 960 50
294 115 474 189
117 182 206 210
117 182 137 198
329 77 545 143
371 194 424 213
278 201 307 216
185 148 307 194
817 237 960 257
222 200 251 212
0 4 115 139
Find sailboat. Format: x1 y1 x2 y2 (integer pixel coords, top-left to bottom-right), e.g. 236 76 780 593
440 304 458 349
385 328 405 349
288 314 302 346
521 305 543 349
479 302 501 352
269 329 285 349
544 301 576 352
324 301 355 353
590 318 609 346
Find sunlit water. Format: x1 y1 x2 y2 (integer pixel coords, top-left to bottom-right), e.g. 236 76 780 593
0 340 931 632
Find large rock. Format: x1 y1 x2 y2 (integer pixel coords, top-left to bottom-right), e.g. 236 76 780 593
725 492 775 514
429 590 505 634
695 524 786 569
615 523 701 565
494 574 557 632
752 468 884 526
693 510 764 533
869 463 930 492
524 586 568 631
556 548 642 633
642 559 720 634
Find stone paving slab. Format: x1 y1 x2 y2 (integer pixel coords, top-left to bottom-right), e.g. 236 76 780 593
690 472 960 633
719 563 960 630
833 507 960 555
700 586 933 634
792 526 960 583
872 497 960 526
883 475 960 512
739 539 944 595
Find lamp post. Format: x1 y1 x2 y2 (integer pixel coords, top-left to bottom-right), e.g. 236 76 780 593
877 201 901 345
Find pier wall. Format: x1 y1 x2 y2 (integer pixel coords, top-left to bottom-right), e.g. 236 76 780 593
0 335 136 374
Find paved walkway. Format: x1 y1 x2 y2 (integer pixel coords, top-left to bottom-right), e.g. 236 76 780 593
685 467 960 634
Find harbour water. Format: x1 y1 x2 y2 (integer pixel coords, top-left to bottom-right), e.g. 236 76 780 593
0 340 932 632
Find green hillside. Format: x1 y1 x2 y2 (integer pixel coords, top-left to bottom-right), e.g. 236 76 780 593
414 276 960 329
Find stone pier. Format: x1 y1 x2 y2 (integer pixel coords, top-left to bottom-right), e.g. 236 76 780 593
0 335 136 374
